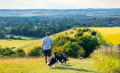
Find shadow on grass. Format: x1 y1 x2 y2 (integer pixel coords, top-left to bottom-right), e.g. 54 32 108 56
56 67 94 72
61 64 72 67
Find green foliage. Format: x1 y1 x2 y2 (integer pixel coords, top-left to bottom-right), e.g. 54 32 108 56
53 28 100 58
15 49 26 57
28 46 42 57
92 52 120 73
70 31 74 34
53 35 85 57
0 31 6 39
75 32 83 37
82 29 88 32
77 29 82 32
91 31 97 36
0 47 15 56
9 34 15 39
78 35 99 57
65 32 68 35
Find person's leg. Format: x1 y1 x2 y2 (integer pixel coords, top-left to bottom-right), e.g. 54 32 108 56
48 49 51 63
44 50 47 64
48 56 51 63
45 56 47 64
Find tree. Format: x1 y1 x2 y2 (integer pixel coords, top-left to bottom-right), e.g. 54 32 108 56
0 31 6 39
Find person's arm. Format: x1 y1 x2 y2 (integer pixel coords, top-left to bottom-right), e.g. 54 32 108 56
52 43 55 46
51 39 55 47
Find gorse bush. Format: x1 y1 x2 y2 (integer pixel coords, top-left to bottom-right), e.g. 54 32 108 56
0 47 26 57
52 35 84 57
28 46 42 57
53 28 100 58
70 31 74 34
91 31 97 36
0 47 15 56
75 32 83 37
15 49 26 57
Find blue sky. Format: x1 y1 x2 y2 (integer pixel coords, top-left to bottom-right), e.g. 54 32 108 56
0 0 120 9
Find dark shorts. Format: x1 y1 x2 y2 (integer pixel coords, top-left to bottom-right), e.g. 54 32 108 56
44 49 51 57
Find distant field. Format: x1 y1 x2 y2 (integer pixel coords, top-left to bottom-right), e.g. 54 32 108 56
91 27 120 46
0 57 100 73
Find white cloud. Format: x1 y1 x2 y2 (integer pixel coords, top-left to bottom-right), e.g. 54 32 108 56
0 0 120 9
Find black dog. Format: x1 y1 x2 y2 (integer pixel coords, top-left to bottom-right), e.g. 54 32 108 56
48 52 59 67
58 54 69 64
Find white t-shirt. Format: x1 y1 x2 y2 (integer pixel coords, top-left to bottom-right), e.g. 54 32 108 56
42 36 54 50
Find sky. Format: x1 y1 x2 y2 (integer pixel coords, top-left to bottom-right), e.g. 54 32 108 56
0 0 120 9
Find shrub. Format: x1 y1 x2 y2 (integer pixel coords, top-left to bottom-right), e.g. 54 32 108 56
15 49 26 57
65 32 68 35
86 28 89 31
53 35 84 57
0 31 6 39
77 47 85 57
82 29 87 32
91 31 97 36
54 35 72 46
77 29 82 32
0 47 15 56
9 35 15 39
75 32 83 37
79 35 99 57
70 31 74 34
28 46 42 57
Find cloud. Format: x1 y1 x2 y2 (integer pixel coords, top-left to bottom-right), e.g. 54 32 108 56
0 0 120 9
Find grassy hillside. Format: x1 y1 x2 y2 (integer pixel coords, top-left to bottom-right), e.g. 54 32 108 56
0 29 77 53
91 27 120 46
0 57 100 73
1 27 120 53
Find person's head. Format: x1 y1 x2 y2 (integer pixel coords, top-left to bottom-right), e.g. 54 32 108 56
46 32 50 36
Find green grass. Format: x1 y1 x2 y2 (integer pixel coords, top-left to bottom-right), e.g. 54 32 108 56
0 57 100 73
92 52 120 73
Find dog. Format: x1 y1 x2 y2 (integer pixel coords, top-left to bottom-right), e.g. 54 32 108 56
78 54 83 60
47 52 59 68
58 54 69 64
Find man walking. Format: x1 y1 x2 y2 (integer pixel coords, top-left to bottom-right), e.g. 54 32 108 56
42 32 55 64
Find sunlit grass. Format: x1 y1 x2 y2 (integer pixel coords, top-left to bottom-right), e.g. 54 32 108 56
90 27 120 46
92 52 120 73
0 57 100 73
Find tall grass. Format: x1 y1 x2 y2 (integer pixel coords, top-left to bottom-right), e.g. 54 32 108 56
92 52 120 73
91 27 120 46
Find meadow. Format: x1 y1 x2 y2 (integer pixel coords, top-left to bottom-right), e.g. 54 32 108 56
0 57 100 73
0 27 120 73
91 27 120 46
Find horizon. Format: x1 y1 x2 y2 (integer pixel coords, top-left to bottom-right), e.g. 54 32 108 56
0 0 120 9
0 8 120 10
